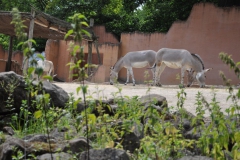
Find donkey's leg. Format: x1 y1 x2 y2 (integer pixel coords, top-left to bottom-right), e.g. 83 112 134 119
155 63 166 87
154 66 158 85
125 68 130 85
180 68 186 87
150 67 156 86
129 68 135 86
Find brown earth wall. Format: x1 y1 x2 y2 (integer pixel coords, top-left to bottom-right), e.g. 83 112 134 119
0 45 23 74
80 41 119 83
93 26 119 44
45 39 119 82
45 39 71 82
119 3 240 85
0 46 6 72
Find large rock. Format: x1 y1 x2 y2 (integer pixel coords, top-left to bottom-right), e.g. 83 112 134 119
0 136 32 160
112 121 143 153
40 81 69 108
124 122 143 152
0 71 69 114
63 137 91 154
177 156 213 160
0 71 28 113
37 152 73 160
23 134 57 143
50 125 78 141
139 94 167 109
79 148 130 160
0 133 90 159
77 99 116 116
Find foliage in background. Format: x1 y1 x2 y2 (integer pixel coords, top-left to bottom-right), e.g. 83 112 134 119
0 34 9 50
0 35 46 52
0 0 46 11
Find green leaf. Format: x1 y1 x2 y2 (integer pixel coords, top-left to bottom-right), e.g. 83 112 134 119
28 67 35 75
107 105 112 112
82 86 88 94
234 132 240 142
66 62 74 66
65 30 73 39
111 132 119 138
88 114 96 124
35 67 44 75
165 127 170 135
74 100 79 109
237 89 240 99
44 93 50 99
77 14 86 19
77 60 82 65
28 39 36 45
231 107 236 115
76 86 81 94
81 21 89 27
84 63 89 68
36 54 45 61
72 74 78 77
42 75 53 81
73 45 80 53
81 29 91 37
69 65 77 70
106 140 115 148
34 110 42 119
17 42 24 48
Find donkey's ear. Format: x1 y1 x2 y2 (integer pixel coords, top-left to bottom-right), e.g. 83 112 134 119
204 68 212 73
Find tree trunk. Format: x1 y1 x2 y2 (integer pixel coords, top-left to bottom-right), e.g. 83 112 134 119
5 36 14 72
22 8 35 74
87 41 92 75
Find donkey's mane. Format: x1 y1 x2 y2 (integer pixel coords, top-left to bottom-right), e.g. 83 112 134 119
191 53 204 69
113 56 123 69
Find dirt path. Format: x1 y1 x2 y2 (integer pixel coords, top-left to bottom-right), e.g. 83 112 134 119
54 82 238 117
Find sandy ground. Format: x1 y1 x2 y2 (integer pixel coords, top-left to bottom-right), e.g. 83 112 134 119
54 82 239 117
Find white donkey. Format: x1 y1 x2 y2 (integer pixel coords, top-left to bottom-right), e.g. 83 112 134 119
33 60 55 81
110 50 156 86
152 48 212 87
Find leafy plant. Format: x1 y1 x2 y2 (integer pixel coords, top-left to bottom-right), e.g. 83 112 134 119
219 52 240 79
176 88 187 130
12 147 25 160
8 8 59 160
0 77 19 109
64 12 92 159
188 52 240 160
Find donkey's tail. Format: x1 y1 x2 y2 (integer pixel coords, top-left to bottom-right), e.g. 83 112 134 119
147 63 156 69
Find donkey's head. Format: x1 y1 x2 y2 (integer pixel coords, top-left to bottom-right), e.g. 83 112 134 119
187 68 212 88
109 66 118 85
